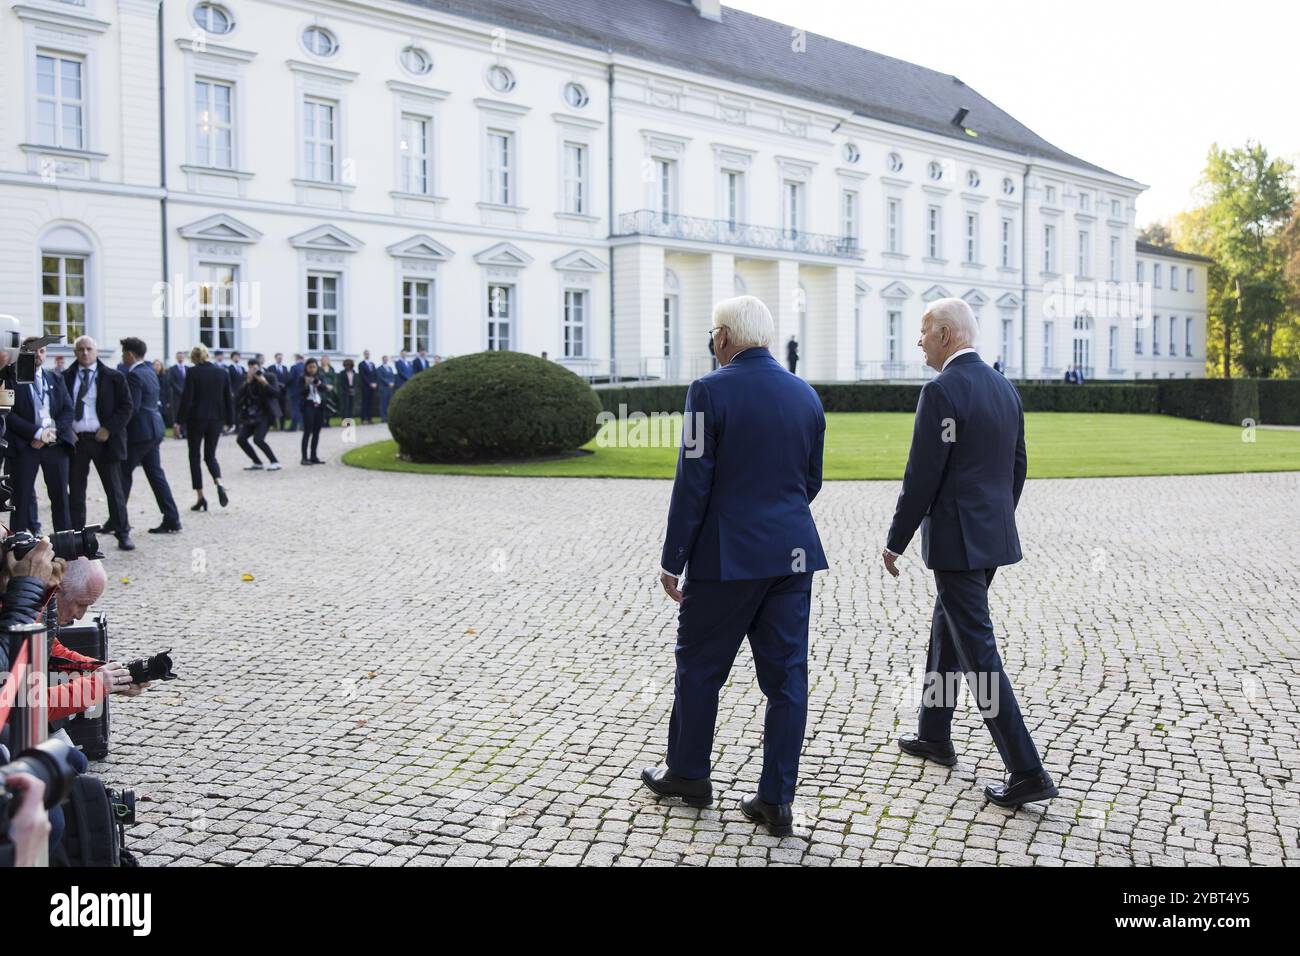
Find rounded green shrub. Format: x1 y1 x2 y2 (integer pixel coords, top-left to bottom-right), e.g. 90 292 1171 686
387 351 603 462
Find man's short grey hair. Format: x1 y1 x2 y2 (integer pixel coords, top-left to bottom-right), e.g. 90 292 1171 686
74 335 97 349
925 298 979 346
712 295 775 349
63 557 106 600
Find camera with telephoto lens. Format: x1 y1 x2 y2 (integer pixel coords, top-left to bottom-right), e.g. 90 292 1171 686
1 526 105 563
0 738 78 828
126 649 178 684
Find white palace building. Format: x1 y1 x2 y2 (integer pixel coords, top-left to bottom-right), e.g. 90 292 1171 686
0 0 1210 381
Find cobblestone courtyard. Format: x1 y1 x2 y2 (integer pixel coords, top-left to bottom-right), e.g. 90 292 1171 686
74 424 1300 866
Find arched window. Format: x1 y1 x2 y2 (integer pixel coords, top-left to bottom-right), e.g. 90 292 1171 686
39 225 96 343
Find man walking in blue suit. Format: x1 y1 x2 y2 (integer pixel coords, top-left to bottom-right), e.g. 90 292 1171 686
8 335 75 534
641 295 828 836
119 337 182 535
884 297 1056 809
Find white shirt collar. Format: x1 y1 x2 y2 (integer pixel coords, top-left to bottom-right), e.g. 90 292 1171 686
942 347 978 371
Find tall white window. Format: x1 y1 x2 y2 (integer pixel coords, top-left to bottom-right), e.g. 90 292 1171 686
487 129 514 205
1169 315 1177 356
926 205 941 258
1043 321 1054 368
1077 230 1090 276
303 97 337 182
662 295 675 358
784 180 803 238
1153 263 1162 288
1000 218 1013 268
1135 324 1144 355
1171 266 1179 291
35 52 85 149
305 272 339 352
563 142 586 214
841 190 858 246
1072 314 1092 371
965 212 979 264
1108 325 1118 370
563 289 587 358
1043 224 1056 272
487 283 512 350
886 198 900 253
400 114 429 194
41 254 87 342
1080 192 1091 212
1109 235 1119 281
1044 184 1057 204
1153 313 1160 355
194 79 233 168
654 158 675 224
198 263 236 350
1186 268 1194 292
401 278 432 352
724 170 742 231
1185 317 1193 356
886 310 901 363
1001 318 1012 366
1137 260 1144 283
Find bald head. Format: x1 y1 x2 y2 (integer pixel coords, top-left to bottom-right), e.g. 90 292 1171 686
59 558 106 625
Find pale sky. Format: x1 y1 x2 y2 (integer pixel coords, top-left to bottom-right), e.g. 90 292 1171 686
723 0 1298 228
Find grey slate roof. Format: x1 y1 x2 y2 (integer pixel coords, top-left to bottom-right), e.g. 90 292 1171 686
1136 241 1215 264
403 0 1133 181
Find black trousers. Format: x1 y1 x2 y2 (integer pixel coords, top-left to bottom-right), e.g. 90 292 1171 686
237 418 277 465
11 443 71 533
301 405 324 460
917 567 1043 775
186 420 223 490
361 385 374 421
69 434 128 534
123 437 181 527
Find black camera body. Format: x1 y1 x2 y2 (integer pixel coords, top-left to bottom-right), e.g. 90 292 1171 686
126 650 178 684
0 738 78 828
1 526 105 563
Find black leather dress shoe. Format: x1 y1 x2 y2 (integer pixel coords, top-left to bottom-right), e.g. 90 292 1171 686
739 795 794 837
639 767 712 808
984 769 1059 809
898 733 957 766
116 532 136 551
148 522 182 534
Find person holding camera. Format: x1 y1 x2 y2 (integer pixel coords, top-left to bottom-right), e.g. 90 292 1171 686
1 772 51 867
235 360 282 471
299 357 330 465
177 343 234 511
6 337 75 536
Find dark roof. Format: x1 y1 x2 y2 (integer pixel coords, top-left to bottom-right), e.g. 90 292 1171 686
403 0 1133 180
1135 241 1215 264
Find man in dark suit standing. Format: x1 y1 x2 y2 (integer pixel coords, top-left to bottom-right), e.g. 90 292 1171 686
119 337 181 535
411 349 430 375
7 336 75 534
287 353 305 431
65 336 135 550
167 351 187 438
884 297 1056 810
394 350 413 390
376 356 395 421
357 350 378 424
641 296 828 837
786 335 799 375
269 352 291 428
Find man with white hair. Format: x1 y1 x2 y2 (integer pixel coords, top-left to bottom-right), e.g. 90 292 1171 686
641 295 828 836
883 297 1057 809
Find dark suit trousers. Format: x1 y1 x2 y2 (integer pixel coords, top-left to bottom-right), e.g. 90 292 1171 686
11 444 71 533
667 572 813 804
123 437 180 526
69 436 128 533
378 385 392 421
237 418 277 465
187 421 223 490
360 385 374 420
917 568 1043 775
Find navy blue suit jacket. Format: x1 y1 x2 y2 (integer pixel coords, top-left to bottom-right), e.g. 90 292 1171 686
5 369 76 455
377 365 395 387
661 347 828 581
886 351 1027 571
358 360 377 386
394 359 412 386
165 363 186 402
124 362 166 444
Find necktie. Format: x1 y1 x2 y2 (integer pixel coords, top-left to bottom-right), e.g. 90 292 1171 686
74 368 91 421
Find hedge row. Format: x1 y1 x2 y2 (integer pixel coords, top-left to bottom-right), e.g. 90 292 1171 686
596 382 1159 416
595 378 1300 424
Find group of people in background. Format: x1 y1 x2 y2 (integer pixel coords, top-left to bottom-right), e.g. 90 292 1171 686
7 338 438 551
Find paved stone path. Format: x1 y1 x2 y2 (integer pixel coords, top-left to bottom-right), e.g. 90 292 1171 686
61 424 1299 865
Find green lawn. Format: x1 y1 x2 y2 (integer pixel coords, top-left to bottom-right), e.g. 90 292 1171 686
342 412 1300 480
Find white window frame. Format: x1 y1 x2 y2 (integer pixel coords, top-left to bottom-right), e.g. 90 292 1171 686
305 271 341 352
1077 230 1090 277
655 158 676 223
486 128 515 206
40 252 89 343
1108 325 1118 370
841 189 858 246
965 211 979 264
1000 217 1013 268
1153 263 1162 288
401 276 434 352
1169 315 1177 356
563 288 587 359
1043 224 1056 273
302 96 339 183
1171 266 1179 291
193 76 235 169
886 197 901 254
1185 317 1193 357
1001 317 1013 367
783 179 804 238
1153 313 1161 355
34 50 85 149
1043 320 1054 368
562 141 587 215
886 309 901 363
1186 267 1194 292
1109 235 1119 281
400 112 430 194
926 204 942 259
487 281 514 351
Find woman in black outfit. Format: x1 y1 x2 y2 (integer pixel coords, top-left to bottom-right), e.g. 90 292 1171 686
178 343 234 510
300 357 331 465
235 359 282 471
